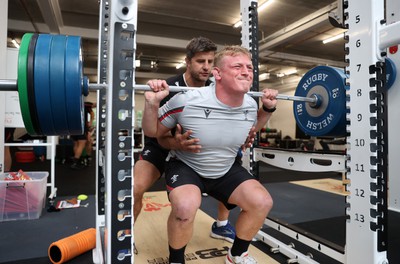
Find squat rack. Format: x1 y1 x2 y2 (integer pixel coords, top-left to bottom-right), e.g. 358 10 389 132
92 0 400 263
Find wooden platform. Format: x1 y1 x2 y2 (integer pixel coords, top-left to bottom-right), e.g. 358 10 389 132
290 178 348 196
134 191 278 264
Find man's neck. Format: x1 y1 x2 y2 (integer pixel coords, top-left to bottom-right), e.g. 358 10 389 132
184 72 206 87
215 84 244 107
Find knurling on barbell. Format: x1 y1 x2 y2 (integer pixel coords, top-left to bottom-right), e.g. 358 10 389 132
7 33 397 137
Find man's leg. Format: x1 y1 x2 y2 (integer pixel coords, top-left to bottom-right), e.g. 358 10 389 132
133 159 161 222
71 139 86 169
210 202 236 243
4 146 12 172
226 180 272 263
168 184 201 263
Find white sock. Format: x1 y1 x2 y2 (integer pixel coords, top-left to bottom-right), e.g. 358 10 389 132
216 219 228 227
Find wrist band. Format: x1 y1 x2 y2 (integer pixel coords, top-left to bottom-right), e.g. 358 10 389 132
262 105 276 113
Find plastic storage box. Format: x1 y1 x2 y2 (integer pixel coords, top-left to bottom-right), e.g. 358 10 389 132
0 171 49 221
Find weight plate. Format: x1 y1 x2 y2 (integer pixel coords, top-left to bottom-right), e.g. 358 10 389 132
27 33 42 135
65 35 84 135
34 34 57 135
49 35 70 135
385 57 396 90
17 33 36 135
293 66 348 137
82 76 89 96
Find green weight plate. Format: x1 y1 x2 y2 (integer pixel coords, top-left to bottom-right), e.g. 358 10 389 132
27 33 42 135
17 33 36 135
49 35 70 135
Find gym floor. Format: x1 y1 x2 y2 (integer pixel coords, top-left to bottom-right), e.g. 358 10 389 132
0 147 399 264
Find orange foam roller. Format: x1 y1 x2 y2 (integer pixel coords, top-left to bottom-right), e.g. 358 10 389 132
48 228 96 264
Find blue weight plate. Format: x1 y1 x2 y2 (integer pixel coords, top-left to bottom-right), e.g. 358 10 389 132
65 35 84 135
49 35 70 135
34 34 57 135
293 66 347 137
82 76 89 96
27 33 42 135
385 58 397 90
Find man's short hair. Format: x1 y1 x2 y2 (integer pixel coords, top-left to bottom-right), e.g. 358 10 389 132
213 45 252 68
186 37 217 60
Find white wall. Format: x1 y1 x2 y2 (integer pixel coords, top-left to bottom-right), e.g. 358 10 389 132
267 90 297 139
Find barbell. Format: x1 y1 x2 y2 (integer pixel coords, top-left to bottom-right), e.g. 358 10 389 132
3 33 395 138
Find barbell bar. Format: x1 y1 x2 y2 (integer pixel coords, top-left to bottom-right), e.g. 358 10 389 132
1 33 353 137
0 79 320 105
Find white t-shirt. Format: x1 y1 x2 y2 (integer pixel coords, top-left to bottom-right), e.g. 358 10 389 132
159 84 257 179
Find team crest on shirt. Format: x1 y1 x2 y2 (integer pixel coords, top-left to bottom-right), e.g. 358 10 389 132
243 110 249 120
204 109 211 118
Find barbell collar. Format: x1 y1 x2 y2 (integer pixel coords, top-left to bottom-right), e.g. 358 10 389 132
0 79 18 91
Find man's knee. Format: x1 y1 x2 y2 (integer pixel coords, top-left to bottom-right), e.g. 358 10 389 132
171 196 200 222
251 190 273 213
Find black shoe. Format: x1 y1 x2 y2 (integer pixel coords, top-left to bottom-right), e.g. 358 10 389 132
70 159 85 170
86 156 92 166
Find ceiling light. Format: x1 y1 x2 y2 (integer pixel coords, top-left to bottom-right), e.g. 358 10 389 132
258 0 274 12
284 69 298 75
276 73 285 78
11 39 20 49
135 59 141 67
176 62 185 69
233 21 242 28
233 0 274 28
322 33 344 44
276 69 298 78
259 73 270 81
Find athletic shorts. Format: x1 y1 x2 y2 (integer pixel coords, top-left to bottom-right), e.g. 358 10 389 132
139 141 170 175
70 134 87 141
165 159 256 210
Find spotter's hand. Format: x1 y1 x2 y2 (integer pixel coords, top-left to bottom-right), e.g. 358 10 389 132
174 124 201 153
241 126 256 151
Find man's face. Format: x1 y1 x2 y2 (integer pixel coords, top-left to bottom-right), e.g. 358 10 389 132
217 54 253 93
186 51 215 83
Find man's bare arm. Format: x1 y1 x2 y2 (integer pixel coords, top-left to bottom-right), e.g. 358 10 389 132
142 80 169 137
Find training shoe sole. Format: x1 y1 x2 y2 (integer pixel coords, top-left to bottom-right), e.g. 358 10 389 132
210 232 234 243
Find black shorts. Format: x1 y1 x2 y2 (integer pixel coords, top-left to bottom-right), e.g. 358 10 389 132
139 141 170 175
70 134 87 141
165 159 256 210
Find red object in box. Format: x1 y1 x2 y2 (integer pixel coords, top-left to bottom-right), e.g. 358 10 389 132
0 171 49 221
15 151 36 163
